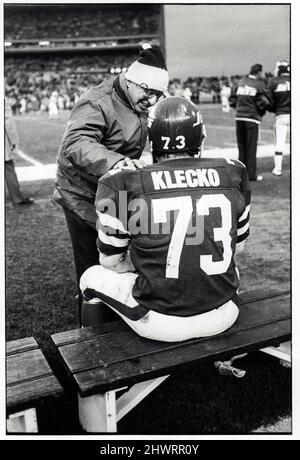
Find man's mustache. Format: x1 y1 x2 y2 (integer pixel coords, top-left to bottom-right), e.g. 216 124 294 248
139 97 151 106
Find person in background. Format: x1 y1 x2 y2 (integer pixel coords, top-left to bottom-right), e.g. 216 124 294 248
49 91 59 117
5 98 34 206
53 44 169 323
182 84 192 101
229 64 270 181
267 60 290 176
19 96 27 115
220 80 231 113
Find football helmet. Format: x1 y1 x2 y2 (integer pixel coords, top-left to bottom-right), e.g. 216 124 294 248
275 60 290 77
148 96 206 157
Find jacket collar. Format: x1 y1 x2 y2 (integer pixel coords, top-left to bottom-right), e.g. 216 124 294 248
113 74 134 110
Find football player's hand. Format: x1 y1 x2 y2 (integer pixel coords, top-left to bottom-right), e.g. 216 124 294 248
99 250 135 273
118 250 135 273
113 157 146 171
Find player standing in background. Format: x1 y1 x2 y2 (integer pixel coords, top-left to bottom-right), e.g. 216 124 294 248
220 80 231 113
48 90 59 117
267 60 290 176
80 97 251 341
229 64 270 181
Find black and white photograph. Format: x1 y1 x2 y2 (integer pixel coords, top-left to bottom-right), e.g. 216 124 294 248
2 0 298 440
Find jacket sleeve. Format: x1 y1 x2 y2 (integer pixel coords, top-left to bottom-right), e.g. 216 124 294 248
266 79 276 113
61 99 125 177
255 82 272 116
95 176 131 256
237 164 251 244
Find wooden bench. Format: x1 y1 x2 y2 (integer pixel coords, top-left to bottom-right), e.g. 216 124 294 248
51 289 291 433
6 337 64 433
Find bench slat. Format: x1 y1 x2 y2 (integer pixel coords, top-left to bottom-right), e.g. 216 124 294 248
52 321 127 347
238 288 290 305
52 293 290 396
6 337 38 356
6 375 63 415
7 349 53 386
53 294 290 372
74 318 290 395
6 338 64 416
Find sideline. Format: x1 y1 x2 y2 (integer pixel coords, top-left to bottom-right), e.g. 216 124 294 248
15 144 290 183
16 149 43 166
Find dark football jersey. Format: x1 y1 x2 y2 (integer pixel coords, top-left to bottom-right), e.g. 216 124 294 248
229 75 270 122
95 157 251 317
268 74 290 116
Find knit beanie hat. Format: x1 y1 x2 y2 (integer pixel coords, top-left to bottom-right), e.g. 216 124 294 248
125 43 169 93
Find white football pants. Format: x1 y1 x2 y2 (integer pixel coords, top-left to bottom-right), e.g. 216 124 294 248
49 102 58 117
80 265 239 342
274 114 290 152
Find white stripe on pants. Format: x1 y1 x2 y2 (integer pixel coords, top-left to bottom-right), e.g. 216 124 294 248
80 265 239 342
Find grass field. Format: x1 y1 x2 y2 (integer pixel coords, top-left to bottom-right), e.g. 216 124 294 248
5 105 291 435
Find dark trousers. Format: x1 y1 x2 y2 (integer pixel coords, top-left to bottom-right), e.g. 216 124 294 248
63 207 118 324
5 160 26 203
63 207 99 287
236 120 259 180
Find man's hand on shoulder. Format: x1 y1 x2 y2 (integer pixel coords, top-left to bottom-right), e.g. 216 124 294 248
113 157 147 171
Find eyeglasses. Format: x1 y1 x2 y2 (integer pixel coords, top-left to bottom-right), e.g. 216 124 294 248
139 83 164 99
128 80 165 100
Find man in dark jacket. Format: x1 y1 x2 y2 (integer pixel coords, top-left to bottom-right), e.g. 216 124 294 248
53 44 169 319
229 64 270 181
267 60 290 176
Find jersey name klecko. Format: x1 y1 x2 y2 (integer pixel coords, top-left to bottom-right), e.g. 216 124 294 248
151 168 220 190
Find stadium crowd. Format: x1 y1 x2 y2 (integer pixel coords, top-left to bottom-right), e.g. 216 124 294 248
4 53 136 114
5 55 275 115
5 4 160 41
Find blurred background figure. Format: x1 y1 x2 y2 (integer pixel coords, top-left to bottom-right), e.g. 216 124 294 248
220 80 231 113
182 84 192 101
168 78 183 96
40 93 49 112
19 96 27 115
267 60 290 176
5 98 34 205
48 90 59 117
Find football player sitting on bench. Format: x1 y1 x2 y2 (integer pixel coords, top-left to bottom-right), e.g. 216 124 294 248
80 97 251 342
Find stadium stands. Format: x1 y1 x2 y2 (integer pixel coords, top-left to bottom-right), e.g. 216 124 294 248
4 4 160 113
4 51 141 114
4 4 274 114
4 4 160 41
